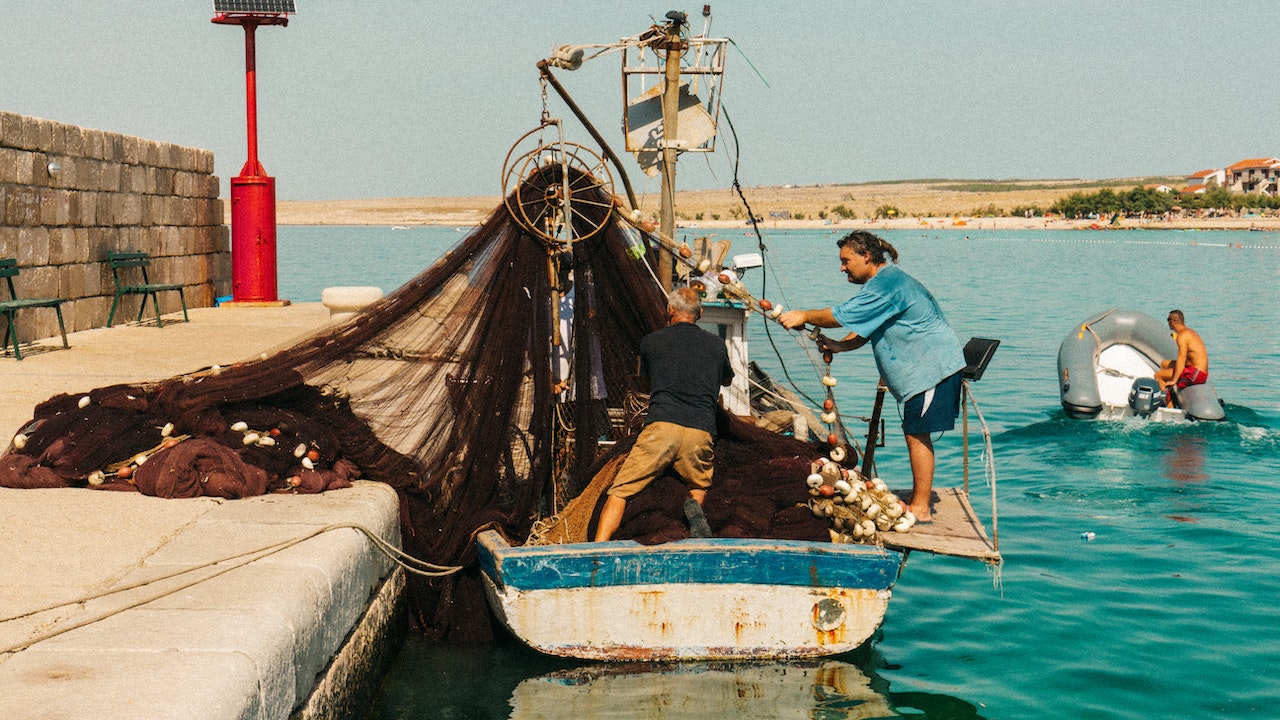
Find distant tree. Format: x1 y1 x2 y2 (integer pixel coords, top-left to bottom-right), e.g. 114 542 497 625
831 204 857 219
873 204 899 220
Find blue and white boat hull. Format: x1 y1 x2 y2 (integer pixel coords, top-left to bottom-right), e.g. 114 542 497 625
477 531 905 661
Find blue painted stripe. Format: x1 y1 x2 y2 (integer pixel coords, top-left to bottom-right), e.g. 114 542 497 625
478 533 903 591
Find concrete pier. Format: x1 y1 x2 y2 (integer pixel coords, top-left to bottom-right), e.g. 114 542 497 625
0 305 406 719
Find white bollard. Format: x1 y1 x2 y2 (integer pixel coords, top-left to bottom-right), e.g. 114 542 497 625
321 286 384 323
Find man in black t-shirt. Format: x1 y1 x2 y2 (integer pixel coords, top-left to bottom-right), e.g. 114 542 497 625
593 287 734 541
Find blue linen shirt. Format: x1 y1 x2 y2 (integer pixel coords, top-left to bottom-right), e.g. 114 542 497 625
831 265 965 401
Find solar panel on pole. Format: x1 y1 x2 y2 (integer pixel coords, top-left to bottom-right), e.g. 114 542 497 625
213 1 295 14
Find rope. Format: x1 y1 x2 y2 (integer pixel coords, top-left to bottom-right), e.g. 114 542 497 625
962 381 1000 553
0 522 460 655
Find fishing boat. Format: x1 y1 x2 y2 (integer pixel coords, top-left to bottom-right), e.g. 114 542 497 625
1057 308 1225 421
475 9 1001 661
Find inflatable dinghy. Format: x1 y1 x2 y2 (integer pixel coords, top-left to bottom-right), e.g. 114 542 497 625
1057 309 1225 421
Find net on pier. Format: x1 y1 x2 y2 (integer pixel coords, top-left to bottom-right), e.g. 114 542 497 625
0 167 827 641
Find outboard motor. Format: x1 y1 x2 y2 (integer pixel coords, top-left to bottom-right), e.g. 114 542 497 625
1127 377 1166 417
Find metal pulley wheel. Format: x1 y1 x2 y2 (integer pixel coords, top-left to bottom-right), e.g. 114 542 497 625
501 123 615 245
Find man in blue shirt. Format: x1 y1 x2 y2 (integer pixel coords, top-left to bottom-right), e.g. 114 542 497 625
778 231 965 522
594 287 735 541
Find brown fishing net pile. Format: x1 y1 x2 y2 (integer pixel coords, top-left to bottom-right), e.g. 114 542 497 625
0 167 832 642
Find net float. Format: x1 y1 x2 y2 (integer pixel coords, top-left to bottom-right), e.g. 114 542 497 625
88 471 105 486
829 446 847 463
117 465 134 479
257 436 276 447
766 305 782 319
294 443 307 458
820 411 837 425
231 421 249 432
242 433 260 445
302 457 315 470
269 428 282 437
133 453 148 466
823 398 835 412
821 375 838 387
78 396 91 409
806 473 824 489
861 519 876 536
818 484 835 497
893 515 915 533
307 449 321 462
678 245 692 258
826 433 838 446
834 479 852 496
758 299 773 311
12 433 27 450
697 258 712 273
162 437 181 449
161 422 174 437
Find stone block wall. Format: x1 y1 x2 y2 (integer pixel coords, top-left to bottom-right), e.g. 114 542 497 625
0 111 229 344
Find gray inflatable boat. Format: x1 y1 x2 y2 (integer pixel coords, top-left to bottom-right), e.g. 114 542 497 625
1057 308 1225 421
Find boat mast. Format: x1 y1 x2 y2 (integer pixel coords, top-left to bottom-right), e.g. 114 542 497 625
657 12 687 290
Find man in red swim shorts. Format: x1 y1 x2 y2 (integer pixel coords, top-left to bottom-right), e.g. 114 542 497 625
1154 310 1209 405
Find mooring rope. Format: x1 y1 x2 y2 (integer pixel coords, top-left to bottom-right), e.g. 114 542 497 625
0 522 461 655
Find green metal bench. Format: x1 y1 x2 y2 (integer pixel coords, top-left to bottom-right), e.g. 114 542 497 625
1 258 69 360
107 251 189 328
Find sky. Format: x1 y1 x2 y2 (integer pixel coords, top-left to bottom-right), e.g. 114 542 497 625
3 1 1279 201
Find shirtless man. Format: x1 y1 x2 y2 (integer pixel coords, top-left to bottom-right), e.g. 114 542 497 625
1154 310 1209 405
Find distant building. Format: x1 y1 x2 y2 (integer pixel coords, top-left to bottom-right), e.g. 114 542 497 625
1185 168 1225 187
1143 184 1174 194
1225 157 1280 196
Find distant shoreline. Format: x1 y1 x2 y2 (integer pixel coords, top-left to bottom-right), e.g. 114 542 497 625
273 179 1280 232
275 204 1280 233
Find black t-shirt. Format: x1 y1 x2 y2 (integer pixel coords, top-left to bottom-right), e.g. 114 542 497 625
639 321 734 436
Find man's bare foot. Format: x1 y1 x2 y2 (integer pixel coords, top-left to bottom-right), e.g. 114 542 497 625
904 501 932 523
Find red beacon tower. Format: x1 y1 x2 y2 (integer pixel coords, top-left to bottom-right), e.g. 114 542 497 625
212 0 294 305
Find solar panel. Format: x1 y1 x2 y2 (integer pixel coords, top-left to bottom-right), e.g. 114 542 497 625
213 0 296 13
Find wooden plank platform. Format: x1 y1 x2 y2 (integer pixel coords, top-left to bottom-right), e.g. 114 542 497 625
881 487 1001 563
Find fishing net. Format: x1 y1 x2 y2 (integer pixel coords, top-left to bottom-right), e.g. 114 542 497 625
0 166 832 641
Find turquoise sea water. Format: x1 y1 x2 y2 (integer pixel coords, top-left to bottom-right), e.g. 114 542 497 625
279 225 1280 719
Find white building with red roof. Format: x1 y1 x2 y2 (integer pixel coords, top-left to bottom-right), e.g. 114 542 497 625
1185 168 1225 187
1225 157 1280 196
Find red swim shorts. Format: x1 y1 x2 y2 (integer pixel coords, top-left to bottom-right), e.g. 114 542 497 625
1176 366 1208 390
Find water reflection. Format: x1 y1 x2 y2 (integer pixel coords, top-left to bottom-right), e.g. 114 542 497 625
509 660 892 719
368 635 987 720
1162 433 1207 484
507 653 990 720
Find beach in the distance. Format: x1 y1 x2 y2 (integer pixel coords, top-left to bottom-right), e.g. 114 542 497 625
274 179 1280 231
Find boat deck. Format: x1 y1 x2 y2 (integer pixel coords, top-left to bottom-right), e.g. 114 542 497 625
882 486 1001 563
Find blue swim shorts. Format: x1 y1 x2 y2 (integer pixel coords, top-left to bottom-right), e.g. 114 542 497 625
902 371 962 435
